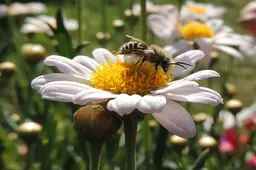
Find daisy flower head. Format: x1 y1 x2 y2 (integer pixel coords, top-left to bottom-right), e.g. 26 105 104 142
21 15 78 36
181 1 226 22
148 14 246 66
8 2 46 16
31 48 223 138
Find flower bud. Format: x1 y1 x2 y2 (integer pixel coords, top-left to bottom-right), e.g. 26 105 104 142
18 121 42 145
21 43 46 63
8 132 18 141
193 113 209 124
169 135 187 152
225 99 243 115
148 120 158 128
170 135 188 145
96 32 111 45
209 51 219 67
73 105 122 141
0 61 16 78
198 136 217 149
224 83 237 98
112 19 125 31
124 9 139 26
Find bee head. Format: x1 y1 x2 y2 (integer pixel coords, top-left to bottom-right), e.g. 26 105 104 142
161 59 170 73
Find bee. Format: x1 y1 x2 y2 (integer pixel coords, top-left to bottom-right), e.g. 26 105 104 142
117 35 191 77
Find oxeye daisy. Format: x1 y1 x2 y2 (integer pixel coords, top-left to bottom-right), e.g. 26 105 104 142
21 15 78 36
31 48 222 138
181 1 226 22
148 12 247 66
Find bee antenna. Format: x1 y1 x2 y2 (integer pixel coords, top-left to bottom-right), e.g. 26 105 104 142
169 62 192 70
176 62 192 66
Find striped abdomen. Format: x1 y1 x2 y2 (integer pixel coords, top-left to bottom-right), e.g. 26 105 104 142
120 42 148 54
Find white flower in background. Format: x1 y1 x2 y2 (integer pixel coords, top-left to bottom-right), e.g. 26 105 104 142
21 15 78 36
0 4 8 18
8 2 47 16
148 14 246 66
26 2 47 14
204 103 256 131
181 1 226 22
132 0 178 17
239 35 256 56
31 48 223 138
9 2 28 16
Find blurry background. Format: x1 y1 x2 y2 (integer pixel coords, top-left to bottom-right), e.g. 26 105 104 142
0 0 255 170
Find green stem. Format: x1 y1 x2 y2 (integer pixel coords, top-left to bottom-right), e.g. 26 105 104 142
24 144 33 170
77 0 84 44
143 117 150 170
123 115 138 170
101 0 107 33
89 140 104 170
140 0 147 41
129 0 134 9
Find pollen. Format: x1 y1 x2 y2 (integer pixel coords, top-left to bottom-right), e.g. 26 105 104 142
90 58 172 95
180 22 215 41
187 6 206 14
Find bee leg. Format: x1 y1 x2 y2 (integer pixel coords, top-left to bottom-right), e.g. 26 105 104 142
136 57 146 71
153 64 158 79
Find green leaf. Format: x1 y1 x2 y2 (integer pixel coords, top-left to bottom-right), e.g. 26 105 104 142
49 9 76 58
75 41 90 54
191 149 210 170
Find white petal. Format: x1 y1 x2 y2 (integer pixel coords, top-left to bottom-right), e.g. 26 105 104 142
213 45 244 60
39 81 91 94
44 55 92 77
136 95 166 114
31 73 89 91
164 40 191 56
165 90 223 105
183 70 220 81
172 50 205 78
206 19 224 32
153 100 196 138
73 55 100 71
39 81 91 103
151 80 199 95
147 14 179 43
195 38 213 66
72 89 117 105
92 48 116 64
42 93 74 102
107 94 142 116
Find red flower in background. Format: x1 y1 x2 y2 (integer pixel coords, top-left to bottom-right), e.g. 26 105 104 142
219 128 248 155
244 113 256 131
247 156 256 170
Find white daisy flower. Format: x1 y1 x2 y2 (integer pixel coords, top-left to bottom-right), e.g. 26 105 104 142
26 2 47 14
21 15 78 36
31 48 223 138
132 0 178 17
239 35 256 56
0 4 8 18
9 2 29 16
8 2 46 16
204 103 256 131
181 1 226 22
148 14 246 66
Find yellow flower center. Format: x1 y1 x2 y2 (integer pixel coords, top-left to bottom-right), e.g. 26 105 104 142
90 57 172 95
187 6 206 14
180 22 215 40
